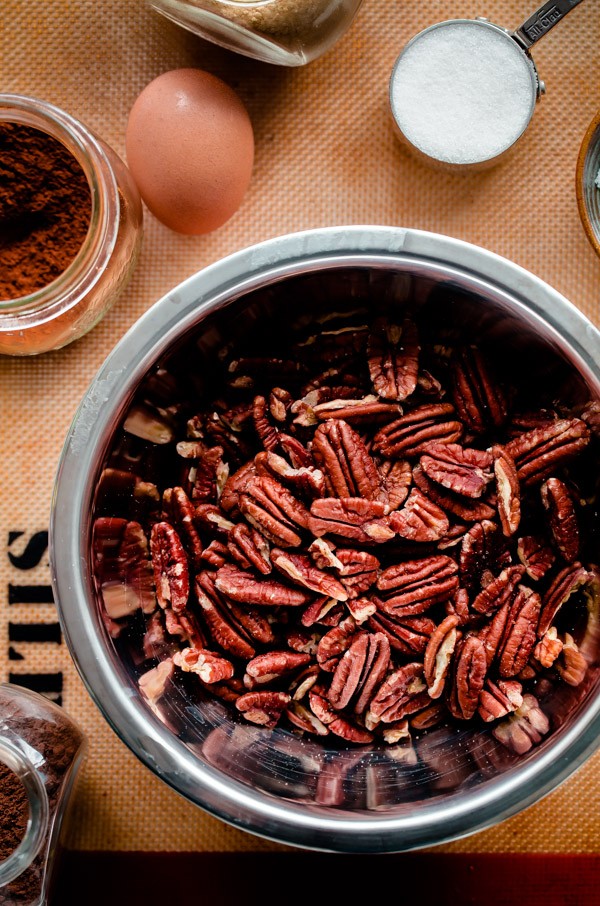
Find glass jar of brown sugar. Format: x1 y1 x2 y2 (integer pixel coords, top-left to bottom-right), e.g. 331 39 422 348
0 684 86 906
149 0 364 66
0 94 143 356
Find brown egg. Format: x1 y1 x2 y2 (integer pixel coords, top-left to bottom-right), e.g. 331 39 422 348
125 68 254 235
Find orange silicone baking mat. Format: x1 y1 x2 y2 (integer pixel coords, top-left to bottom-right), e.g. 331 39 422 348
1 0 600 853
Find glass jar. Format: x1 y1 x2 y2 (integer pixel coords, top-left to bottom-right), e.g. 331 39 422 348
149 0 364 66
0 95 143 356
0 684 86 906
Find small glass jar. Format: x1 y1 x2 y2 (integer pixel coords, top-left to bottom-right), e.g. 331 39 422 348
0 684 86 906
0 95 143 356
149 0 364 66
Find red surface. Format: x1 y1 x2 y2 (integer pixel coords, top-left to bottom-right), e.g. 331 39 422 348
53 852 600 905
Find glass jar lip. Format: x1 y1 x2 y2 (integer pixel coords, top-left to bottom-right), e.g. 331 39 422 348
164 0 285 7
0 93 120 319
0 736 49 888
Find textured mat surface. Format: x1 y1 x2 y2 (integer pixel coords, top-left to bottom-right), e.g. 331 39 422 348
1 0 600 852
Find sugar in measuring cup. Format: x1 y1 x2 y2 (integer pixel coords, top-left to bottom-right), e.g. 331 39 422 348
389 0 586 170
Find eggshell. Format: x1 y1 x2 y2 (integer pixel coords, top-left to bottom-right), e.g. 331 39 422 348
125 69 254 235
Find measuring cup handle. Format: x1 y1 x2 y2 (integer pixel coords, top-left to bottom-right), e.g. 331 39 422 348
513 0 585 49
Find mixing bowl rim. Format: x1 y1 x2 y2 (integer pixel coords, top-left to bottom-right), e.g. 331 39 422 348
50 225 600 853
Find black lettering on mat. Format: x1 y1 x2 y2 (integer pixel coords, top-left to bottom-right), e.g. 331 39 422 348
5 530 63 704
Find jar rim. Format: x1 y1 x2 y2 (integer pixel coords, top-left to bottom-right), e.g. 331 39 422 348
0 736 49 888
0 93 120 321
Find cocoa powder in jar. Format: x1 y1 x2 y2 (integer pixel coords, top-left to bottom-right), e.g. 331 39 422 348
0 687 84 906
0 122 91 300
0 761 29 863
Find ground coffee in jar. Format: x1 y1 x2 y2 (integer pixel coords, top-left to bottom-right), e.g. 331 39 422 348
0 684 86 906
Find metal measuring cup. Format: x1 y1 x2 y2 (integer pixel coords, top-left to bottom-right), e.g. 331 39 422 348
389 0 586 171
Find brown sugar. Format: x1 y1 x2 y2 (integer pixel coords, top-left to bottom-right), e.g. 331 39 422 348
0 122 91 300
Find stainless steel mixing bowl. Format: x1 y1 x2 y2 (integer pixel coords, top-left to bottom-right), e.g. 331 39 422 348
50 226 600 853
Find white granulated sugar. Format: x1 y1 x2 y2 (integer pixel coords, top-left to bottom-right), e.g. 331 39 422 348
391 21 535 165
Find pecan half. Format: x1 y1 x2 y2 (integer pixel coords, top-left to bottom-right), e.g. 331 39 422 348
346 597 378 624
389 488 449 542
492 693 549 754
517 535 555 582
447 635 487 720
533 627 563 668
163 487 203 569
328 717 374 744
164 606 206 650
255 450 325 498
200 539 229 569
420 443 493 499
459 520 509 592
240 474 311 548
367 318 419 401
309 689 337 725
244 651 312 686
316 616 358 671
505 418 590 486
286 701 329 736
219 461 256 513
271 548 348 600
497 586 541 678
269 387 292 422
235 691 291 728
336 549 380 598
301 597 343 627
312 419 382 500
478 678 523 722
327 632 390 714
413 465 496 523
150 521 190 613
471 565 525 615
423 614 461 699
492 446 521 537
309 497 394 544
451 346 507 433
173 647 234 684
373 403 462 459
215 565 314 607
367 663 429 725
195 572 271 659
541 478 580 563
139 659 175 709
479 602 510 668
194 503 235 537
378 460 412 510
368 610 435 656
312 395 402 425
228 523 272 575
556 633 587 686
377 555 459 616
538 563 589 637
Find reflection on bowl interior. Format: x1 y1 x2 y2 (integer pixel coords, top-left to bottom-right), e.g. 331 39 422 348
90 265 600 815
581 121 600 250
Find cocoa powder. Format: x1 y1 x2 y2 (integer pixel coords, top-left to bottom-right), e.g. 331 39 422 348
0 688 83 905
0 122 91 300
0 761 29 862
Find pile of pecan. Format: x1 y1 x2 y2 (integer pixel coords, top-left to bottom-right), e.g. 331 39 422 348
93 307 600 753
